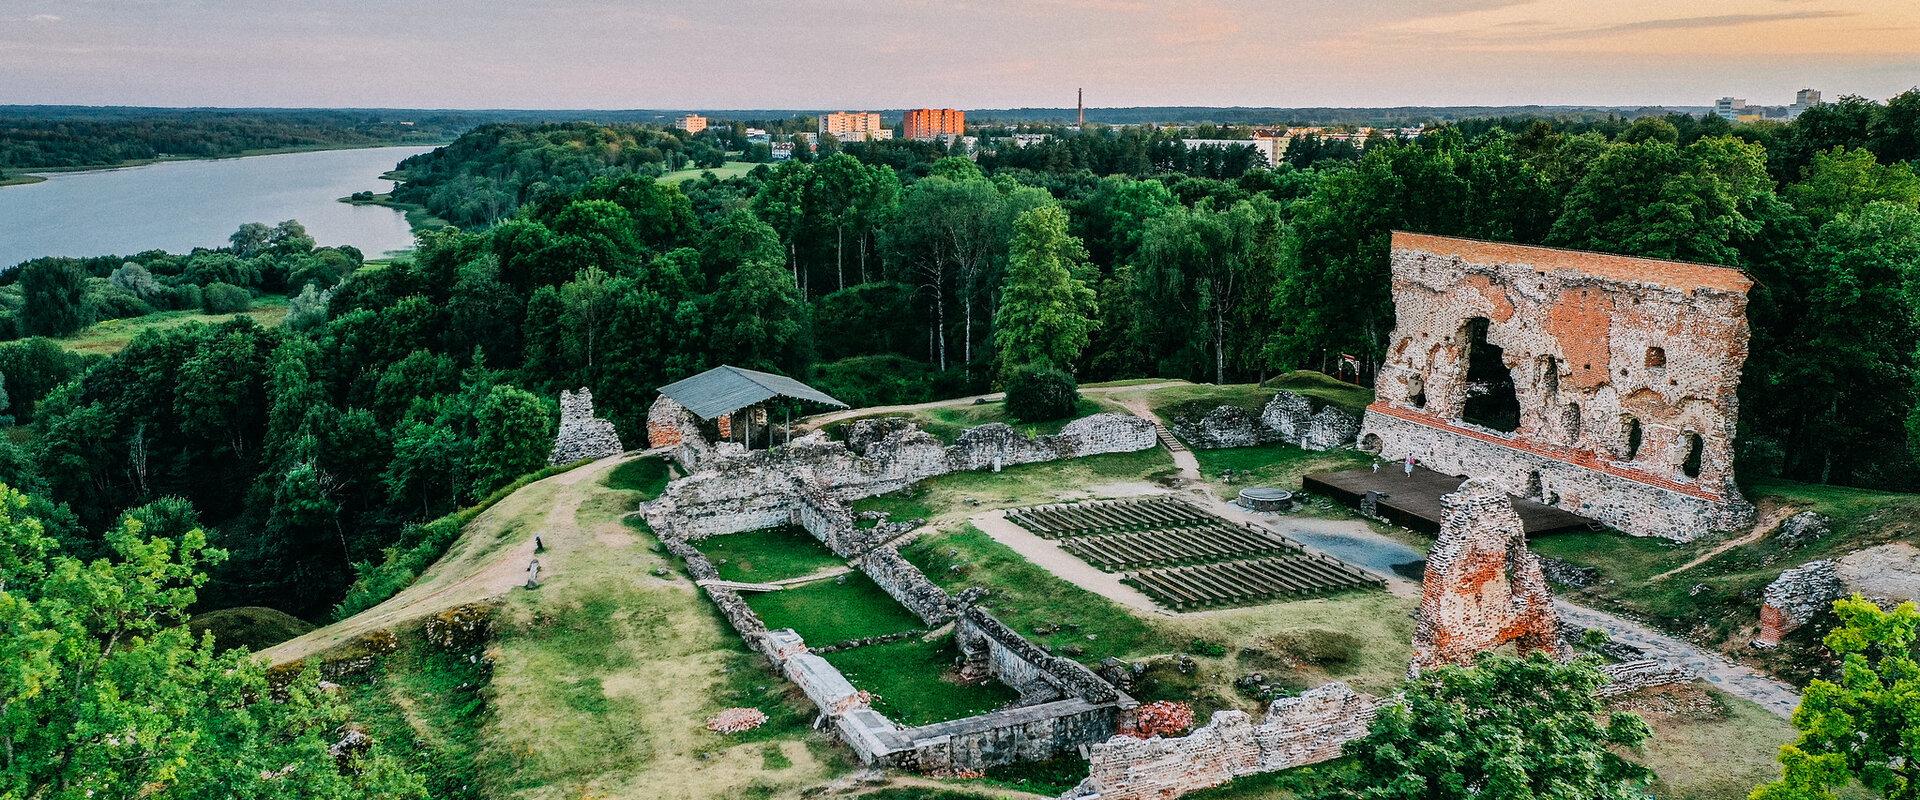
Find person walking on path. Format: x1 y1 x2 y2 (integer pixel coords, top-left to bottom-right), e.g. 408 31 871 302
525 558 541 589
1403 454 1416 477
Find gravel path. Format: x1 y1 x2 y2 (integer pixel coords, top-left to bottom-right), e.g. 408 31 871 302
1555 601 1802 717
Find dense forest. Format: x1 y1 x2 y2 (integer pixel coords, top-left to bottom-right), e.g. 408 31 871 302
0 91 1915 630
385 122 732 227
0 91 1918 799
0 107 474 170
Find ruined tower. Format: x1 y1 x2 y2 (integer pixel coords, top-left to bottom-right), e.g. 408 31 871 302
1359 232 1756 541
1410 479 1567 672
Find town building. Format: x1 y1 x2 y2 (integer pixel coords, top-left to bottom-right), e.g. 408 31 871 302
1180 137 1281 167
818 111 893 142
1358 232 1756 541
1789 88 1823 117
675 114 708 134
1712 98 1747 121
903 108 965 140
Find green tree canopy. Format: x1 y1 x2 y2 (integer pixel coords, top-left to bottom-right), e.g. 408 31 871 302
1753 596 1920 800
1326 652 1652 800
992 205 1097 383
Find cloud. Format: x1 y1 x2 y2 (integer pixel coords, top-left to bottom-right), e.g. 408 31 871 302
1526 10 1855 41
1 13 63 22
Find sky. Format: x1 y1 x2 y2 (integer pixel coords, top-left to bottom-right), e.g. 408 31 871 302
3 0 1917 110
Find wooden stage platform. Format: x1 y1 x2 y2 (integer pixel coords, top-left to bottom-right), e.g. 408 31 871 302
1302 466 1599 535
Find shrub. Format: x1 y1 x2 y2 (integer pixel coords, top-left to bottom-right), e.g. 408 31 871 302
200 282 252 313
811 354 938 408
1004 363 1078 422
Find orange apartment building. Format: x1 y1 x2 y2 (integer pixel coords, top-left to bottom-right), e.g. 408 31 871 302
903 108 965 140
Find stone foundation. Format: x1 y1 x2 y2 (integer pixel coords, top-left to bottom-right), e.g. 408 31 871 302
1361 409 1750 541
1065 682 1383 800
1754 542 1920 646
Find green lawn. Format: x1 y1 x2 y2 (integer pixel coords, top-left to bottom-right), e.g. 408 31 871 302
60 296 291 355
1532 476 1920 669
1144 383 1277 425
850 448 1178 528
0 174 46 187
901 525 1161 663
1192 444 1372 499
604 456 672 498
341 629 493 800
743 572 925 645
833 396 1119 445
1261 370 1374 415
696 527 846 582
821 635 1020 726
660 161 759 184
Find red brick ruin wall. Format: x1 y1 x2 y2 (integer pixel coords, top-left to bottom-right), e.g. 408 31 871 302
1362 232 1757 540
1411 479 1566 671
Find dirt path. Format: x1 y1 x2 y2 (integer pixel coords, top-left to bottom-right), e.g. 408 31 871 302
1649 502 1799 583
796 380 1190 431
1555 601 1802 718
258 453 635 665
1111 395 1201 482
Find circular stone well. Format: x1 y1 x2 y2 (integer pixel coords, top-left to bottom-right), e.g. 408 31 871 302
1238 487 1293 512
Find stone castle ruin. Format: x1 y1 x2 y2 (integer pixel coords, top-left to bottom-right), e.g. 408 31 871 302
548 388 625 464
1411 478 1567 672
1360 232 1756 541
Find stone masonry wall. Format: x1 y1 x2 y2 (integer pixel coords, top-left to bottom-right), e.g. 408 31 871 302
1411 478 1566 672
549 388 625 465
1169 390 1363 452
1363 411 1745 541
860 547 957 626
957 607 1123 705
647 413 1155 542
1065 682 1383 800
1360 232 1755 541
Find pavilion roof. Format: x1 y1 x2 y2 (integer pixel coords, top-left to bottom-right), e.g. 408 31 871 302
656 365 848 420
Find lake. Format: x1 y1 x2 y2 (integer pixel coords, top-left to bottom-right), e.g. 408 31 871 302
0 145 437 269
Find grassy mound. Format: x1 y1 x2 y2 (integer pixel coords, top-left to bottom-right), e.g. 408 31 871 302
1260 370 1374 414
189 606 315 651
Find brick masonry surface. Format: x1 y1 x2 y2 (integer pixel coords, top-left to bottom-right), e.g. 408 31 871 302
1411 478 1567 672
1359 232 1756 541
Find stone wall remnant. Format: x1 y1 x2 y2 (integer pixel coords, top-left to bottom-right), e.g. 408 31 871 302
1167 390 1364 452
1064 682 1383 800
646 413 1155 541
1411 478 1567 672
1360 232 1756 541
549 388 626 465
1755 542 1920 646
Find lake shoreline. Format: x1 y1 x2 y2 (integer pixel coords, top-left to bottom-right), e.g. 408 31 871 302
1 141 451 183
2 145 437 267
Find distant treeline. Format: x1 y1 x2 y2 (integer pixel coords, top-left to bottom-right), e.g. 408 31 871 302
0 104 1705 173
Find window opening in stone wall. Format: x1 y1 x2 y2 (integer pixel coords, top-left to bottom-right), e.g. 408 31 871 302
1525 470 1543 500
1682 433 1704 478
1564 402 1582 440
1407 374 1426 409
1623 416 1643 460
1460 317 1520 432
1539 355 1560 399
1646 347 1666 368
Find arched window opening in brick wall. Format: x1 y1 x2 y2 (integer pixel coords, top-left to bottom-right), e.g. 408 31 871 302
1646 346 1666 368
1681 432 1704 478
1460 317 1519 432
1622 416 1643 460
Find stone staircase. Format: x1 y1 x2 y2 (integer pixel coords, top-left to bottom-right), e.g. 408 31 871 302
1150 419 1189 455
